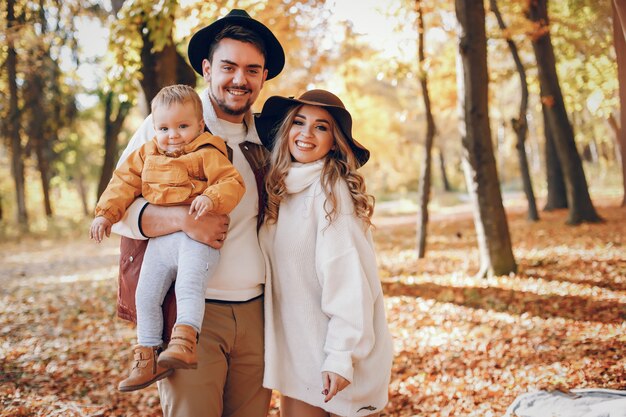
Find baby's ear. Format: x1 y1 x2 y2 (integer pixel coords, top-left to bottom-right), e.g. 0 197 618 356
199 118 206 132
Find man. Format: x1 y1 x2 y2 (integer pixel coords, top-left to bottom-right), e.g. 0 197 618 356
111 9 285 417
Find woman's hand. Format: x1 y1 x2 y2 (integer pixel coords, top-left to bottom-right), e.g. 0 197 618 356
321 371 350 403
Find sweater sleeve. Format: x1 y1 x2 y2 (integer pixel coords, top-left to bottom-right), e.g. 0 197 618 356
200 149 246 215
315 181 381 383
110 197 149 239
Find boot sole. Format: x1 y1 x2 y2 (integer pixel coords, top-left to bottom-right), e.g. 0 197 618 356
118 368 174 392
157 356 198 370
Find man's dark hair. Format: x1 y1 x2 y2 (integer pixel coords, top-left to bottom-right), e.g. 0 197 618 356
206 25 268 65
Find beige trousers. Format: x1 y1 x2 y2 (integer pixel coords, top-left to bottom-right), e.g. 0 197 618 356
158 296 271 417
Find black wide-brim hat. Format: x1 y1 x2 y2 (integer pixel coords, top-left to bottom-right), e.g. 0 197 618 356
257 89 370 167
187 9 285 80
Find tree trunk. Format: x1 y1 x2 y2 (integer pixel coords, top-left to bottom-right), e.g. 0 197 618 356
528 0 602 224
438 147 452 192
543 104 568 210
75 173 90 217
97 92 132 199
415 0 437 259
139 21 196 106
608 113 624 174
140 28 176 105
455 0 516 277
490 0 538 221
35 144 53 216
514 123 539 219
24 60 54 217
7 0 28 229
35 0 52 217
613 0 626 206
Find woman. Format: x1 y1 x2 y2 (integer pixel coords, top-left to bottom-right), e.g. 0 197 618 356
259 90 394 417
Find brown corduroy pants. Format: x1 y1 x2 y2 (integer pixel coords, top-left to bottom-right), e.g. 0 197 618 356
157 296 271 417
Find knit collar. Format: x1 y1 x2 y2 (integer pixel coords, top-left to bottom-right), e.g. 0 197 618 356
284 160 324 194
200 87 262 146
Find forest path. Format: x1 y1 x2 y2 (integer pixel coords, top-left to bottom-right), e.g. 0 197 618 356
1 197 625 416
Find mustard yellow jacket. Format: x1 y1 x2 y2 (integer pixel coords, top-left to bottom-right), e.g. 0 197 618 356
95 132 245 223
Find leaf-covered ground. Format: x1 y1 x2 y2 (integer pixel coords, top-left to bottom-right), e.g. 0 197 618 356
1 198 625 416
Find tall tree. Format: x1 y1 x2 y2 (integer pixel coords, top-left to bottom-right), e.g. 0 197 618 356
23 0 83 218
6 0 28 228
2 0 93 224
415 0 437 258
23 0 57 217
490 0 538 221
455 0 516 276
613 0 626 207
527 0 601 224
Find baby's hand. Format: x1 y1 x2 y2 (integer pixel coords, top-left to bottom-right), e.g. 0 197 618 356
90 217 112 243
189 195 214 219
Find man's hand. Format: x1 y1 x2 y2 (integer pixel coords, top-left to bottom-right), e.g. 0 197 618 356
189 195 214 219
141 205 230 249
90 216 112 243
321 371 350 403
182 210 229 249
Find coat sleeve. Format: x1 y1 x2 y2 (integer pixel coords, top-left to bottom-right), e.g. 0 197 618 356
315 181 381 383
94 147 145 224
110 115 155 238
200 149 246 215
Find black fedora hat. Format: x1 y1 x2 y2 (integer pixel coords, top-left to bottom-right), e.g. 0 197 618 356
187 9 285 80
257 90 370 167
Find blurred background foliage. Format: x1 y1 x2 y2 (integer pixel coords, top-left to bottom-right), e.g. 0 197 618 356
0 0 621 236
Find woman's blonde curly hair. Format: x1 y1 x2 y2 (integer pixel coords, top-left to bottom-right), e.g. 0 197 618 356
264 105 375 228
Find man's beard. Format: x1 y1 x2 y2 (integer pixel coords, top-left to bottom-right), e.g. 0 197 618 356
210 90 252 116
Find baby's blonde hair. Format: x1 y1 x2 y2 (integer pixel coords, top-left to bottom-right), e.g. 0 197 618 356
151 84 203 120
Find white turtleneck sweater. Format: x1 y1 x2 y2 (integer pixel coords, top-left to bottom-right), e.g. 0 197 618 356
112 88 265 301
260 161 394 417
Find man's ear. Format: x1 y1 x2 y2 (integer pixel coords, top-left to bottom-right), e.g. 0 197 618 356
202 59 211 83
259 68 268 89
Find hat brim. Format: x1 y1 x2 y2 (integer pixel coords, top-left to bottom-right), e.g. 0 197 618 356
256 96 370 167
188 14 285 80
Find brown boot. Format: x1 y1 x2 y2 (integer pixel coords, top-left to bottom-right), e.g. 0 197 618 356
118 345 173 392
157 324 198 369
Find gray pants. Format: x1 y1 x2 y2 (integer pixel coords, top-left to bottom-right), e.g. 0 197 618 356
136 231 219 346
